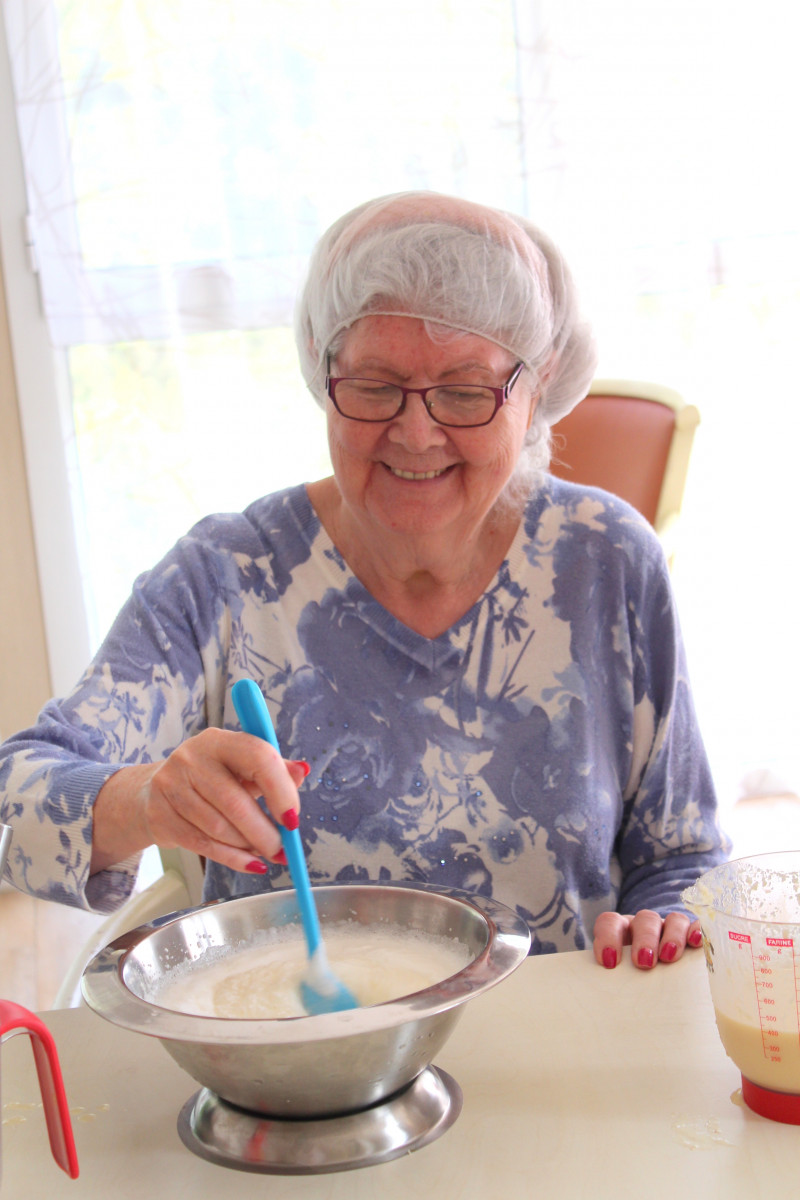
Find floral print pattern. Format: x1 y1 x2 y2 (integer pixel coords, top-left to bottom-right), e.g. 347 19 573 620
0 481 727 950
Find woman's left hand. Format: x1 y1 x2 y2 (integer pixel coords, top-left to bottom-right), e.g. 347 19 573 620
593 909 703 970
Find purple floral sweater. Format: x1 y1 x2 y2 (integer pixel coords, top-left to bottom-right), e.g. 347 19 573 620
0 480 727 953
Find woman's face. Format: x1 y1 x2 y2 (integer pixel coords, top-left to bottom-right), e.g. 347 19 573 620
325 315 536 545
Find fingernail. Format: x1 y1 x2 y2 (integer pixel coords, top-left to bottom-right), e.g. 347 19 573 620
602 947 617 970
637 946 655 968
283 807 299 831
293 760 311 779
271 848 288 866
659 941 678 963
245 859 268 875
689 929 703 948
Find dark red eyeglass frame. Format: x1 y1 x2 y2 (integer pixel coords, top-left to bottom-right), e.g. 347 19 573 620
325 359 525 427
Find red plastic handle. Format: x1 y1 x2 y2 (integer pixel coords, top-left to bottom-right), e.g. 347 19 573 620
0 999 80 1179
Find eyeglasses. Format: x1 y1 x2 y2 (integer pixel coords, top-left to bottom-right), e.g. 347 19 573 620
325 359 525 428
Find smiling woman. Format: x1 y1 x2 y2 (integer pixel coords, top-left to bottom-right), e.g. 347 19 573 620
0 192 729 977
312 317 537 635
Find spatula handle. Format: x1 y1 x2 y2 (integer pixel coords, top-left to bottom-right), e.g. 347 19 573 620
231 679 322 956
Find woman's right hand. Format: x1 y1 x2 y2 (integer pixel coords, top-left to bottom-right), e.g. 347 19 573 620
90 728 309 876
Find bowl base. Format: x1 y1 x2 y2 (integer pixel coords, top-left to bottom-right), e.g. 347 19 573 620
177 1065 462 1174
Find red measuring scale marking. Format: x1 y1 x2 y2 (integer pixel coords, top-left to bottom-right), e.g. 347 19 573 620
729 931 799 1064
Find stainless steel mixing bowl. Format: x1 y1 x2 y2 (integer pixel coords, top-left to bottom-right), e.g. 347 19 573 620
81 881 530 1118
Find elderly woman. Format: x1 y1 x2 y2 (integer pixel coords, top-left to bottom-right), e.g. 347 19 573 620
0 192 727 969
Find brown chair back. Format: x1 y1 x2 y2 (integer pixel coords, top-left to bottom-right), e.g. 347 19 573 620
549 379 700 563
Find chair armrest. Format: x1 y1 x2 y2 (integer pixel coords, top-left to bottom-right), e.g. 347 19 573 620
51 869 193 1009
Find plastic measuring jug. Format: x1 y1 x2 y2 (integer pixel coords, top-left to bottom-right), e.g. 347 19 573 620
682 851 800 1123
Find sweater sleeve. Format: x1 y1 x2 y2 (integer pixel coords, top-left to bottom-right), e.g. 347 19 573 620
613 542 730 916
0 528 227 912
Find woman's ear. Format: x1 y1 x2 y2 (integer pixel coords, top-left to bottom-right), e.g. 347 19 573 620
519 366 540 431
525 389 540 431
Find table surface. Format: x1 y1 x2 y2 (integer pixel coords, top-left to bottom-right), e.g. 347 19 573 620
2 949 797 1199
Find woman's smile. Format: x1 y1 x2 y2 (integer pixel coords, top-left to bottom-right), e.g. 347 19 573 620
384 463 455 481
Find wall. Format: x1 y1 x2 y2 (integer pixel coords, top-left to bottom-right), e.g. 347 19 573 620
0 11 92 719
0 249 51 734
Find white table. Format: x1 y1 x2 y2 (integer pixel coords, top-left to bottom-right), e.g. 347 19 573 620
2 950 797 1198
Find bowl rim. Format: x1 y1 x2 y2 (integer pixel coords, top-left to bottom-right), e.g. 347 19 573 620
81 880 531 1045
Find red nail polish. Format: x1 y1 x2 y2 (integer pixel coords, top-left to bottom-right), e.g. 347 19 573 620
602 947 617 969
283 808 299 831
296 760 311 779
637 946 655 968
245 859 268 875
689 929 703 948
660 941 678 963
271 849 288 866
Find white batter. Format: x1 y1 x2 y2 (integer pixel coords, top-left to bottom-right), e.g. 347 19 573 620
152 922 473 1018
715 1010 800 1091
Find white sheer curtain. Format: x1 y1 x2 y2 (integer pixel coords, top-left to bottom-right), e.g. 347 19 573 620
3 0 800 807
4 0 524 344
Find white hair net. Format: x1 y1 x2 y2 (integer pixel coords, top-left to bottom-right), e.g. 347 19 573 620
294 192 597 433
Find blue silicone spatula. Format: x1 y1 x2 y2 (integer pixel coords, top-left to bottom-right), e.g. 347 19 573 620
231 678 359 1016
